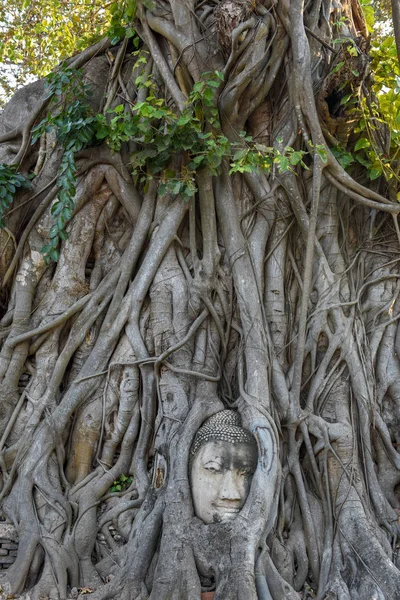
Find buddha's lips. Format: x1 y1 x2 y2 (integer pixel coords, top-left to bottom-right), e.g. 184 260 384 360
213 505 241 512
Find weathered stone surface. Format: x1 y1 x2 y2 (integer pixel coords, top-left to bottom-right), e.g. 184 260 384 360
0 556 16 564
0 523 18 541
1 542 18 550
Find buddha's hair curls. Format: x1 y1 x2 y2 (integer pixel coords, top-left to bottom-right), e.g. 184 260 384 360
190 410 257 459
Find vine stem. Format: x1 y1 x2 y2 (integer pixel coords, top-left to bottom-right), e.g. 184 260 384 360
6 294 92 347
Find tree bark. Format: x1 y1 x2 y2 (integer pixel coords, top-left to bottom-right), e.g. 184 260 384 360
0 1 399 599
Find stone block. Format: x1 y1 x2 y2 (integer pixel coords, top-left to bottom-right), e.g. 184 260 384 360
0 556 16 563
0 523 18 541
1 542 18 550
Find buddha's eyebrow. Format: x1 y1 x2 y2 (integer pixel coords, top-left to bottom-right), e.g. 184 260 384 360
203 457 223 465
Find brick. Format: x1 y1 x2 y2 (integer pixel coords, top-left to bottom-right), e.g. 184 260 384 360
1 543 17 550
0 556 16 563
9 550 17 556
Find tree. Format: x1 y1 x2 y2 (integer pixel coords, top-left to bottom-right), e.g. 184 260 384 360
0 0 400 598
0 0 111 106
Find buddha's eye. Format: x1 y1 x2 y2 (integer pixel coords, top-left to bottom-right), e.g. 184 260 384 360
204 464 221 473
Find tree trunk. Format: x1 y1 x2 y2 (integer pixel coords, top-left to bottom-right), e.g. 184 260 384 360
0 1 399 599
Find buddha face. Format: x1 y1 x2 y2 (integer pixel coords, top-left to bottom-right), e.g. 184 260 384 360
190 439 258 524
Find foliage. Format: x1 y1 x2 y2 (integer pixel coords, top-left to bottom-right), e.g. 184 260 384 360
367 35 400 184
3 0 398 262
107 0 138 46
0 164 30 228
359 0 375 33
95 69 311 199
110 473 133 493
327 5 400 191
31 65 98 261
95 68 230 199
0 0 110 105
31 66 314 262
228 142 309 175
0 0 397 196
1 2 400 599
0 0 140 107
14 0 400 262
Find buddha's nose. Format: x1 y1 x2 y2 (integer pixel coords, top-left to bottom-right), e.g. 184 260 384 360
220 470 242 501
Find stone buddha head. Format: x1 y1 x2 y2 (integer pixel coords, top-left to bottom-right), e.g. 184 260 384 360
189 410 258 524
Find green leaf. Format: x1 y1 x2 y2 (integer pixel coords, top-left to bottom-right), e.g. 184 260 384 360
0 165 30 229
233 149 248 161
49 225 59 239
177 113 192 126
355 154 372 168
330 61 345 75
49 249 60 262
354 138 370 151
275 154 290 172
340 93 352 106
171 180 182 195
289 151 305 165
331 146 355 169
40 244 52 255
158 183 168 196
368 166 382 180
207 79 221 88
